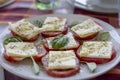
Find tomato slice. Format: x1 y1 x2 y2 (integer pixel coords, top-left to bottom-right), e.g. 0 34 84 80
71 21 102 40
44 39 80 51
41 26 68 38
41 54 80 77
4 51 24 62
72 31 99 40
76 47 116 64
4 45 46 62
33 45 47 61
11 30 39 42
44 66 80 77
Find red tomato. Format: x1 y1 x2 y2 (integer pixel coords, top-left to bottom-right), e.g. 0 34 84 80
11 30 39 42
72 31 99 40
44 40 80 51
71 21 102 40
44 66 80 77
76 47 116 64
41 26 68 38
4 45 46 62
41 54 80 77
4 51 24 62
33 45 47 61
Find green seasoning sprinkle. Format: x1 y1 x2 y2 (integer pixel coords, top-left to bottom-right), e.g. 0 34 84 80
51 34 69 49
97 32 110 41
4 36 23 45
34 20 43 28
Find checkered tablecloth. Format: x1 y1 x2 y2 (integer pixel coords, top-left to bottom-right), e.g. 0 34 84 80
0 0 120 80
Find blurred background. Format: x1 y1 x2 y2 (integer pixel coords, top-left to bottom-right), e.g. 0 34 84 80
0 0 118 27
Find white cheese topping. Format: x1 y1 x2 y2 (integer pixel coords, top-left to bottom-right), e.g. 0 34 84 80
5 42 38 58
41 17 66 31
9 19 40 39
79 41 112 58
48 50 76 70
71 19 103 38
46 32 79 49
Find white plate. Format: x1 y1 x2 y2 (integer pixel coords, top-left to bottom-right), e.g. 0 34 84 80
0 14 120 80
75 0 118 13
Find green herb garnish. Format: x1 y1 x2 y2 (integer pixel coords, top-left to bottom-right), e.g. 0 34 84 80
86 62 97 72
81 61 97 72
69 22 79 28
31 56 40 75
51 34 69 49
4 36 22 45
97 32 110 41
34 20 43 28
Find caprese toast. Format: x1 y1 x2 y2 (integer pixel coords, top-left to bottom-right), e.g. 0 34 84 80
71 19 103 40
4 41 46 62
44 32 80 51
76 41 116 64
42 50 80 77
8 19 41 41
41 17 68 37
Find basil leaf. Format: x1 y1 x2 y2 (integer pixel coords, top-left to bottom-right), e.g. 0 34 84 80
51 34 69 49
51 35 64 47
86 62 97 72
53 37 68 49
34 20 43 28
69 22 79 28
97 32 110 41
4 36 22 45
31 56 40 75
52 34 64 42
61 37 69 46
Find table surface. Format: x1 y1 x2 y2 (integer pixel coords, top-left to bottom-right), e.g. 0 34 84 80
0 0 120 80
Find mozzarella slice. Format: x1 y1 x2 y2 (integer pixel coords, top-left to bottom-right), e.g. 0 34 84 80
46 32 79 49
5 42 38 58
79 41 112 58
71 19 103 38
9 19 40 39
41 17 66 31
48 50 76 70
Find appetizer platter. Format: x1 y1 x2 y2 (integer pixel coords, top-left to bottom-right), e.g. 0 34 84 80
0 14 120 80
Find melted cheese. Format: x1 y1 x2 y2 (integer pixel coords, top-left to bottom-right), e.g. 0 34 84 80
9 19 40 39
79 41 112 58
41 17 66 31
46 32 79 49
48 50 76 70
5 42 38 57
71 19 103 38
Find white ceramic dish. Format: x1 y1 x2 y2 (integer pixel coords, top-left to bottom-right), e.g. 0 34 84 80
0 14 120 80
75 0 118 13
